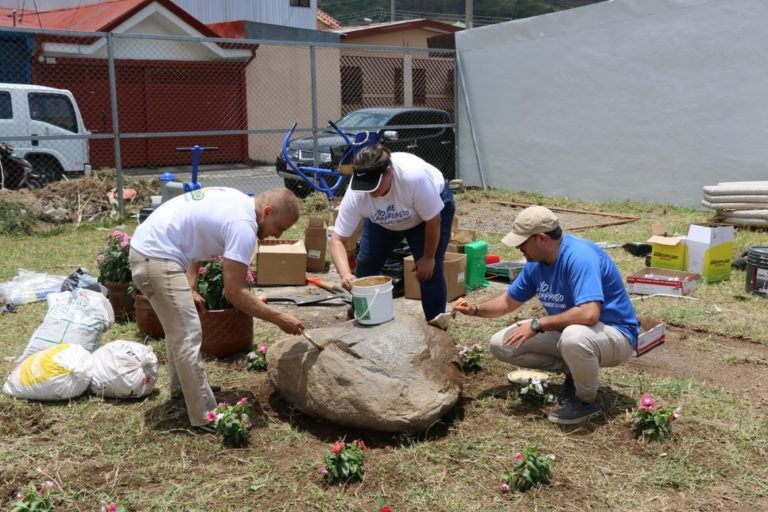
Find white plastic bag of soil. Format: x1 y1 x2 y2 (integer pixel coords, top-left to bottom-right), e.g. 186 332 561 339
3 343 93 400
0 268 66 306
18 288 115 362
90 340 158 399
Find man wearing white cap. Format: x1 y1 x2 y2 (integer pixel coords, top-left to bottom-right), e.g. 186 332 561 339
452 205 638 424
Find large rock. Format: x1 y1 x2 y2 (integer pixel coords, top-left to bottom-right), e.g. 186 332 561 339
267 316 463 433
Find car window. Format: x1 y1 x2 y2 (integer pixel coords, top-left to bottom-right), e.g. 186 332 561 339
0 92 11 119
335 111 391 131
28 93 78 133
389 111 446 139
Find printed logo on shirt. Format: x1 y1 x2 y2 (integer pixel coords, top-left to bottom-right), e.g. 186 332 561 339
537 280 565 309
190 190 205 201
372 204 413 225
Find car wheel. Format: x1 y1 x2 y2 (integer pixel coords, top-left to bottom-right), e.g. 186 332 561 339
26 155 63 185
283 178 312 198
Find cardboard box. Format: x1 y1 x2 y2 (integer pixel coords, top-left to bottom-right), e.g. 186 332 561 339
446 228 476 253
626 268 700 296
648 224 687 271
686 223 734 283
304 217 328 272
403 252 466 301
255 240 307 286
634 318 666 357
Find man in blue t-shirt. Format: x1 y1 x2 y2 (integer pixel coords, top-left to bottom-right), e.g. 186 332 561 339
452 206 639 424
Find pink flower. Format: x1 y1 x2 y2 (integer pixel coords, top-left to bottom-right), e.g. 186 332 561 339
217 401 229 408
108 503 118 512
206 411 216 422
247 352 257 360
99 500 107 512
500 482 511 492
513 452 523 463
672 406 682 421
237 397 249 405
319 465 329 475
640 394 655 411
331 441 345 454
355 439 368 451
198 266 207 275
258 344 268 354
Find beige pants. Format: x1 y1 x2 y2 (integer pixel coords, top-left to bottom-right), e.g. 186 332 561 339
489 322 633 403
129 248 215 427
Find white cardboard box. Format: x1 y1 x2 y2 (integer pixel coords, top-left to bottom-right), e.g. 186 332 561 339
686 223 734 283
634 319 666 357
626 268 700 296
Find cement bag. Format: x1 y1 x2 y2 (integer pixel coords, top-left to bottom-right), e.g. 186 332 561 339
19 288 115 362
3 343 93 400
90 340 158 398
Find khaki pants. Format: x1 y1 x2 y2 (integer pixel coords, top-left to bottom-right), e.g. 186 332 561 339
489 322 633 403
129 248 215 427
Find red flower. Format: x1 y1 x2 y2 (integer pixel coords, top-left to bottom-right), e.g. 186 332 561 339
354 439 368 451
379 507 393 512
331 441 345 454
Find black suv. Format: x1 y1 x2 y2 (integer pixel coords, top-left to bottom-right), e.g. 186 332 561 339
276 106 455 197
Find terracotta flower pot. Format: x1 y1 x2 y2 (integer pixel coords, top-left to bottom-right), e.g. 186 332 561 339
104 281 134 321
134 293 165 339
200 307 253 357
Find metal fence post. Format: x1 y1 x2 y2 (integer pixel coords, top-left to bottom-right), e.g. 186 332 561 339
310 44 320 167
106 32 124 218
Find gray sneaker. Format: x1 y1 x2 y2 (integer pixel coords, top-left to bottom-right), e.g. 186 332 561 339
548 398 601 424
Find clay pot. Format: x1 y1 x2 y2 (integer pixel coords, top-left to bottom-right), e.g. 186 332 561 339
134 293 164 339
200 308 253 357
104 281 134 321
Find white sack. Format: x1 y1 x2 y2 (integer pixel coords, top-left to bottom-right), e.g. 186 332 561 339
19 288 115 362
90 340 158 399
3 343 93 400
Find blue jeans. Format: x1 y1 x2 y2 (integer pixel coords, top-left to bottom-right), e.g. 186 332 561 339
355 183 455 321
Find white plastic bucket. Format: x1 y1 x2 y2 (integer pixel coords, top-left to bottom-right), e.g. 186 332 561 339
351 276 394 325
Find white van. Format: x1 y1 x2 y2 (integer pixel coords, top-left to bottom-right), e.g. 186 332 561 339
0 83 91 182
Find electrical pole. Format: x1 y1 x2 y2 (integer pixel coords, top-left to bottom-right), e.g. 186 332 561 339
465 0 473 29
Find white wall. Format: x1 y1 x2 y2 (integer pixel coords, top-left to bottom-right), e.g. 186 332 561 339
456 0 768 207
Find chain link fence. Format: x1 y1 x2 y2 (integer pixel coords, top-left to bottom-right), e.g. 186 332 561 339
0 27 457 211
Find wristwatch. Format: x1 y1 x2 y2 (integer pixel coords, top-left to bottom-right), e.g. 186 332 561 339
530 317 544 333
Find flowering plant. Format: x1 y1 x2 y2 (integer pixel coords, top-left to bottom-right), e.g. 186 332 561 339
457 343 483 372
196 256 256 310
500 444 555 492
98 499 127 512
96 229 132 283
245 344 268 371
207 397 253 446
518 378 555 407
320 439 367 484
11 480 55 512
633 394 682 442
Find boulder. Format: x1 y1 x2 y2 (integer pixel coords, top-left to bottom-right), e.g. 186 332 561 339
267 316 463 433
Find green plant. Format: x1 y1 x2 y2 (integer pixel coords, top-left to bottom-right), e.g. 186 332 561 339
11 480 55 511
196 256 256 310
518 378 555 407
245 344 268 371
96 229 132 283
633 394 682 442
457 343 483 371
207 397 253 446
0 199 37 235
500 444 554 492
320 439 367 484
